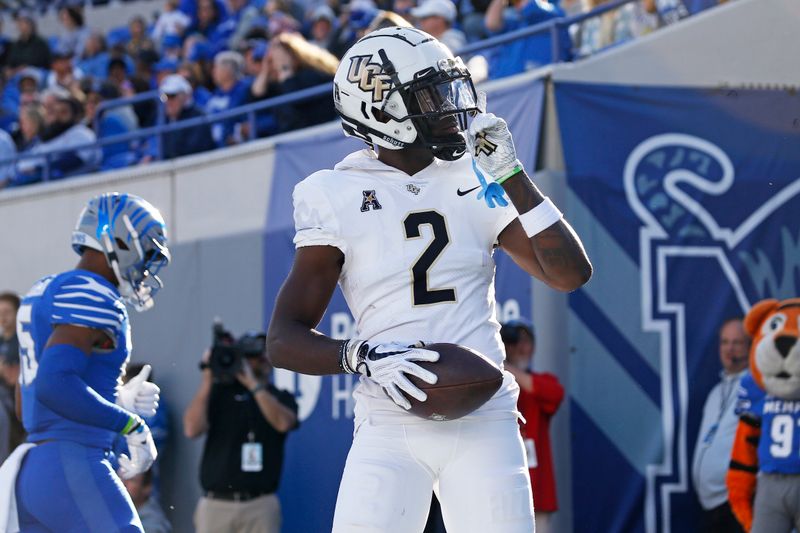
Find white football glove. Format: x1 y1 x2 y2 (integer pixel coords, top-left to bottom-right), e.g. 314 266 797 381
466 93 523 182
340 340 439 410
118 416 157 480
116 364 160 418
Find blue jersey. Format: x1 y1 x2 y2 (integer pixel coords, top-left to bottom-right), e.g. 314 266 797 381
17 269 130 449
736 372 800 474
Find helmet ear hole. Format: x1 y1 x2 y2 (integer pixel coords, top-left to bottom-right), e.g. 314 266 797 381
115 238 130 251
372 107 392 123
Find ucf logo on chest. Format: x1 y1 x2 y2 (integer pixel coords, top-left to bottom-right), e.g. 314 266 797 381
347 55 393 103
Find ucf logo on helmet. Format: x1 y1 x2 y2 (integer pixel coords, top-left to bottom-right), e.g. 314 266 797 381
347 55 393 103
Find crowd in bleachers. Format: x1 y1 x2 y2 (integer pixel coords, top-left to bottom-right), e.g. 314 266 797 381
0 0 727 188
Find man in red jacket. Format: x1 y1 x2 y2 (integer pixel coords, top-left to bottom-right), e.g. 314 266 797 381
501 319 565 533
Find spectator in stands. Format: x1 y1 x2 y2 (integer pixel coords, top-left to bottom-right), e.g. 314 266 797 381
56 6 91 59
0 15 10 67
121 469 172 533
6 12 51 72
0 292 24 465
84 81 138 168
365 10 412 33
242 40 278 138
348 1 380 40
107 57 135 99
575 0 625 56
206 50 249 145
307 5 337 51
127 16 156 58
11 92 99 186
130 75 160 127
266 10 301 39
484 0 570 79
501 319 565 533
410 0 466 52
142 74 215 161
8 69 43 125
14 103 44 153
0 292 20 386
265 0 305 29
241 39 265 78
0 129 17 186
220 0 262 50
393 0 416 20
77 32 111 80
155 57 181 88
46 47 84 93
326 0 376 58
248 32 338 135
161 33 185 61
16 68 43 108
179 61 213 107
190 0 227 43
458 0 490 43
153 0 192 43
613 0 660 45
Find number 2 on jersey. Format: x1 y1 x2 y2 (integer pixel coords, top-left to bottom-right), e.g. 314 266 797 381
403 210 456 306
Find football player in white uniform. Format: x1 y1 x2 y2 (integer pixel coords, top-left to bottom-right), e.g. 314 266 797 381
267 27 592 533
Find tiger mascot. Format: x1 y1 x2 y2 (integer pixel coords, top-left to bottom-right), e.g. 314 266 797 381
727 298 800 532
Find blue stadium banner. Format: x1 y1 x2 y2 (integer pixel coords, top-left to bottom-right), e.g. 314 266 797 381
263 76 544 532
556 82 800 533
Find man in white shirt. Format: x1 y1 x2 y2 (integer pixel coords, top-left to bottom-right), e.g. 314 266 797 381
692 318 750 533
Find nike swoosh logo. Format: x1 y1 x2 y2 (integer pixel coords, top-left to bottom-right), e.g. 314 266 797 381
457 185 481 196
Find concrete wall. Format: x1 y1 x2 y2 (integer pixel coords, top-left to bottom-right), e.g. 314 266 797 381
0 137 277 294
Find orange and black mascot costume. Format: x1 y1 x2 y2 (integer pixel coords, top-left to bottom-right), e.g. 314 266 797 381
726 298 800 532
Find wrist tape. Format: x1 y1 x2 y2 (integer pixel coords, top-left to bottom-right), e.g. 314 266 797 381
338 339 366 374
519 197 563 237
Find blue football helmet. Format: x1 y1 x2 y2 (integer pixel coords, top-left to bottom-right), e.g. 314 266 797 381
71 193 171 311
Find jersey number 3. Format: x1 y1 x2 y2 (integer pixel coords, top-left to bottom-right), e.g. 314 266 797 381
403 211 456 306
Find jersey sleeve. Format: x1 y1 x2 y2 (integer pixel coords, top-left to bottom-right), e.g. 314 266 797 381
49 273 124 344
492 200 519 243
293 177 348 255
735 371 765 419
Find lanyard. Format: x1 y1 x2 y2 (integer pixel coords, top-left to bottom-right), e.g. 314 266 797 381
716 376 737 425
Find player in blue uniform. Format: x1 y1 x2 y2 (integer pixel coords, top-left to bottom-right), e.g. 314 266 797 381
14 192 170 532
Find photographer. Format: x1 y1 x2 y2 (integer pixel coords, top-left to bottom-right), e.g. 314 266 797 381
183 327 298 533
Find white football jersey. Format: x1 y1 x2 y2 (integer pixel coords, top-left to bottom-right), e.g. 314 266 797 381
294 149 521 421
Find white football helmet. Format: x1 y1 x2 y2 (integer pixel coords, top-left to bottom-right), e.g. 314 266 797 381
333 26 479 161
72 193 171 312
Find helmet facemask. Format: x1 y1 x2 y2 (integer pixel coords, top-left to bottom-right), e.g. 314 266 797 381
100 213 170 312
381 55 479 161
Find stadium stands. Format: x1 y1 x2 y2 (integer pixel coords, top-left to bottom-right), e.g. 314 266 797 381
0 0 726 189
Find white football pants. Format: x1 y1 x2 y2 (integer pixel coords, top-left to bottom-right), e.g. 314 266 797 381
332 416 535 533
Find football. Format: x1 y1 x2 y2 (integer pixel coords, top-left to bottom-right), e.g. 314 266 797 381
404 343 504 421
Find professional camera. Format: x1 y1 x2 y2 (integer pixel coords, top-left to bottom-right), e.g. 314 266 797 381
206 321 266 383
